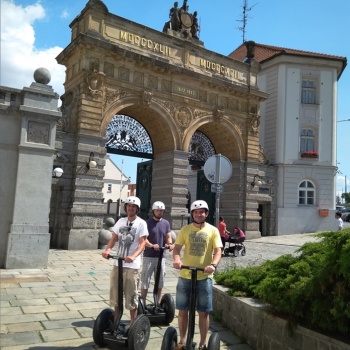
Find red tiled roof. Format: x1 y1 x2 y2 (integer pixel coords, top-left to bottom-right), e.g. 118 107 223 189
229 42 347 78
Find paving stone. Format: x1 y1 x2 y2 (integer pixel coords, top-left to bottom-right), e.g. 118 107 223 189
1 306 22 315
0 331 42 347
46 297 74 304
71 295 104 303
3 287 33 295
7 322 44 333
13 292 58 300
46 310 82 320
40 327 80 342
0 323 8 334
1 313 48 324
22 304 68 314
56 291 90 297
30 286 67 294
42 317 94 330
10 299 49 307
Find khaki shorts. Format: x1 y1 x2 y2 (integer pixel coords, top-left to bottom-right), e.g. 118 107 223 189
110 266 140 310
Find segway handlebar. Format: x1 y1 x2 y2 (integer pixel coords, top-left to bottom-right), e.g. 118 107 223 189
107 255 125 260
181 265 205 272
150 245 171 250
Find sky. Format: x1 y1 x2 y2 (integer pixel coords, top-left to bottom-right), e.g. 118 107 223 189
1 0 349 197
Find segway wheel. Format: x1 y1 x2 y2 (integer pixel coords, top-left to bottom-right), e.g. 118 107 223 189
241 247 246 256
161 326 178 350
234 249 240 257
127 314 150 350
160 293 175 324
207 332 220 350
92 308 114 347
223 248 229 256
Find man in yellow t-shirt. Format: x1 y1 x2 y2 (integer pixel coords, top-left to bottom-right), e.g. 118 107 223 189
173 200 222 350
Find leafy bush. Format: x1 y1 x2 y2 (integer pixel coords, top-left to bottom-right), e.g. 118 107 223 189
214 230 350 335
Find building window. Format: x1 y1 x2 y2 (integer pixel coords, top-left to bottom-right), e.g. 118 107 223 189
298 180 315 205
301 80 316 104
107 184 112 193
300 128 315 153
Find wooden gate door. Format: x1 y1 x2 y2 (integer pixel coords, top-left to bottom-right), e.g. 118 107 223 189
136 160 152 220
196 170 215 225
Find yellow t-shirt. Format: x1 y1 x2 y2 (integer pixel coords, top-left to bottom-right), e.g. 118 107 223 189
175 222 222 280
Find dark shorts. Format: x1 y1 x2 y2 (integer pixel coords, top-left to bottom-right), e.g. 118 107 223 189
175 277 213 313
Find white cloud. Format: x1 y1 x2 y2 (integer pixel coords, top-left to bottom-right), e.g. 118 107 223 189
0 0 65 98
60 9 70 20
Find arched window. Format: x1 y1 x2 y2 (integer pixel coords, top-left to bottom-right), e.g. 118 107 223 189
298 180 315 205
300 128 315 153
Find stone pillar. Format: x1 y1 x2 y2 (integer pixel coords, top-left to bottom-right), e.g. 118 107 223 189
5 68 61 268
62 135 106 250
151 150 189 231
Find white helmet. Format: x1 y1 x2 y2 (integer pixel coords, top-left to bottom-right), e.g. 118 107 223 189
152 201 165 211
124 196 141 209
190 200 209 212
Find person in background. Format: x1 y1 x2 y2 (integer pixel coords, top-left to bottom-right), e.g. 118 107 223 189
218 216 230 251
173 200 222 350
335 212 343 231
141 201 174 304
102 196 148 327
232 226 246 241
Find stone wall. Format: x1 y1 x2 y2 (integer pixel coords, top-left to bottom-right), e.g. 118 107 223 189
213 284 349 350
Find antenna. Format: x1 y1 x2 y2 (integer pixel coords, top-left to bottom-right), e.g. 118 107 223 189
236 0 258 43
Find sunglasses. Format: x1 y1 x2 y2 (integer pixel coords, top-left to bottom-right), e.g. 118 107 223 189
127 222 133 231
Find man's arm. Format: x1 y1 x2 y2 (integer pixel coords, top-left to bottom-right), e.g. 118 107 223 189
102 233 118 259
166 231 175 251
173 244 183 269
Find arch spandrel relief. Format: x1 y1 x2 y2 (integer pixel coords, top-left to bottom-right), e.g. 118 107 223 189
85 70 105 99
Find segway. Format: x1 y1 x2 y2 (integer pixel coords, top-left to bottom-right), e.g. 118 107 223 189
138 246 175 325
93 256 151 350
161 266 220 350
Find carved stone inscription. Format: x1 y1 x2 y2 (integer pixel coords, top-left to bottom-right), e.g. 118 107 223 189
173 83 198 99
27 121 50 145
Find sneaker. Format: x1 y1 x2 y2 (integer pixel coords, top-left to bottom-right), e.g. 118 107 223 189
175 343 185 350
198 345 207 350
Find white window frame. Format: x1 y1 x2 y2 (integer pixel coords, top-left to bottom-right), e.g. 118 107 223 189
107 183 112 193
300 128 316 153
301 79 316 104
298 180 315 205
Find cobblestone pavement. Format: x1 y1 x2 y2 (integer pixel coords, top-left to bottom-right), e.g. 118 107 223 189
0 233 324 350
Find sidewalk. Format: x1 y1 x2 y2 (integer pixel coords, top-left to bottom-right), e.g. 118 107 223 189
1 249 252 350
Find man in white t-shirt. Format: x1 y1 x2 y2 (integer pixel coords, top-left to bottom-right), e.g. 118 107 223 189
102 196 148 326
335 212 343 231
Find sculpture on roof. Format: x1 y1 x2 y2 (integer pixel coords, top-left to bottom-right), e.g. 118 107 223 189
162 0 200 40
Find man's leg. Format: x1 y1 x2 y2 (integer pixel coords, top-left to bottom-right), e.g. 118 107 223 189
198 311 210 347
130 308 138 325
157 288 163 303
178 309 189 344
141 288 148 302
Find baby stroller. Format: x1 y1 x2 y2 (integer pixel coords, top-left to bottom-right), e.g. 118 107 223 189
223 227 246 257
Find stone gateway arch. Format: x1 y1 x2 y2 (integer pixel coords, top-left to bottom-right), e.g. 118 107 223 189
51 0 271 250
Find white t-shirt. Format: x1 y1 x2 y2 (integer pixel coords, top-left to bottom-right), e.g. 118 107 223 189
112 216 148 269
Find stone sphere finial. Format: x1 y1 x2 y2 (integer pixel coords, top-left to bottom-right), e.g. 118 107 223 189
34 67 51 84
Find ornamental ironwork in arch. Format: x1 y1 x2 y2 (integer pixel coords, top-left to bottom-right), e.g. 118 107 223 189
105 114 153 158
188 131 215 166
